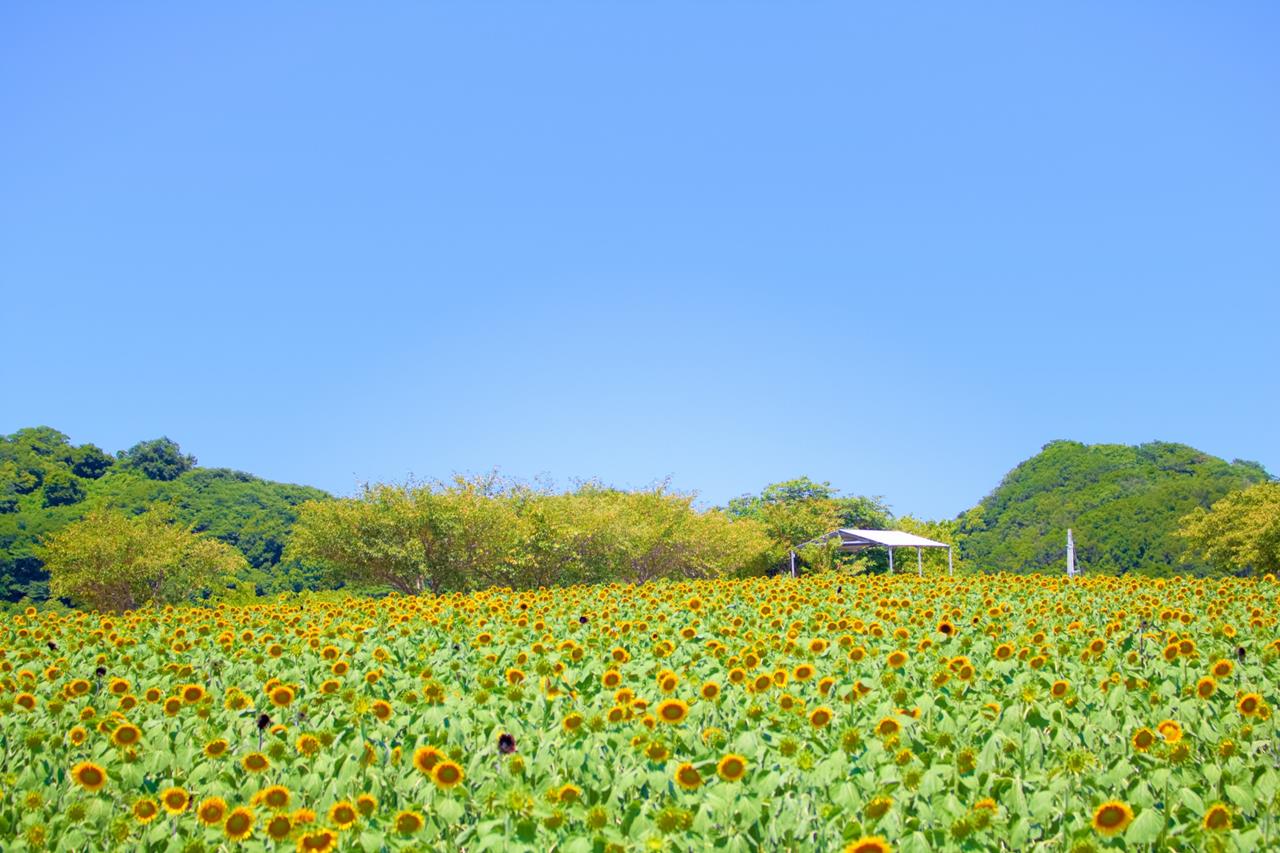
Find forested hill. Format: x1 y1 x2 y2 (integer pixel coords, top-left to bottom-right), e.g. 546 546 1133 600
957 440 1271 575
0 427 330 602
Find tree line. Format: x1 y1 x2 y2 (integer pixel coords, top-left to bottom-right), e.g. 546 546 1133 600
6 427 1278 612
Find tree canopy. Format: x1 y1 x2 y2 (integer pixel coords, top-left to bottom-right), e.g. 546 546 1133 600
957 440 1272 575
38 509 246 611
1177 481 1280 576
0 427 330 603
287 477 775 594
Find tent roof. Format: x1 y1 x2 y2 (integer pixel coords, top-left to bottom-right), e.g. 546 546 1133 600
799 528 951 550
837 529 949 548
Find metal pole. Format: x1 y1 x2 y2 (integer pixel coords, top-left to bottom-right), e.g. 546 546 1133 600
947 546 953 576
888 547 894 574
917 547 923 577
1067 529 1075 578
790 550 796 578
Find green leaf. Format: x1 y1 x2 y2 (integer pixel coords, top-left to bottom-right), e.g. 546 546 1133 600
1124 809 1165 845
1178 788 1204 815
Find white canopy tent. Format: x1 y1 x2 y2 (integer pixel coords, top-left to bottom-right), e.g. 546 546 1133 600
789 528 953 577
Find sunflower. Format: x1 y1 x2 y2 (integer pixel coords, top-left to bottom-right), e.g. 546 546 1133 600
994 643 1014 660
297 828 339 852
1203 802 1232 832
395 810 424 834
717 753 748 782
700 681 721 701
809 706 833 728
557 783 582 803
371 700 393 721
674 762 702 790
865 796 893 819
242 752 271 773
844 837 892 853
656 699 689 724
259 784 291 810
297 733 321 756
1092 801 1134 836
875 717 901 738
68 725 88 746
601 670 622 689
163 696 182 716
328 800 358 829
1156 719 1183 744
161 786 190 814
1238 693 1262 716
1131 727 1155 752
112 722 142 747
886 650 908 669
266 814 293 841
225 806 255 841
197 796 228 825
205 738 229 758
133 797 160 824
180 684 206 704
71 761 107 792
1211 659 1233 678
270 685 295 707
433 760 465 788
413 746 443 775
562 712 584 733
1050 680 1069 698
356 793 378 817
1195 676 1216 699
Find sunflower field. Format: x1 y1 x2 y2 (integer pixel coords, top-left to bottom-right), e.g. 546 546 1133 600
1 574 1278 852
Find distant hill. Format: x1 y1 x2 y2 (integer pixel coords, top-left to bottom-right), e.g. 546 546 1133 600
0 427 330 602
957 440 1272 575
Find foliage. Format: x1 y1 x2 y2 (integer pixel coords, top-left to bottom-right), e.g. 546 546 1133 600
892 515 965 575
0 573 1277 850
288 477 775 594
117 437 196 481
36 509 247 611
1178 482 1280 576
957 441 1271 576
726 477 893 572
40 470 86 508
0 427 330 603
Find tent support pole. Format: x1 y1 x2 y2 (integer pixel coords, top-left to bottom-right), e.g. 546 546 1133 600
948 546 953 576
917 546 923 577
789 550 796 578
888 547 894 574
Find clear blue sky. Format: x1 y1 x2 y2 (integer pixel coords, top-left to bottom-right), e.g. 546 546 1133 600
3 3 1277 519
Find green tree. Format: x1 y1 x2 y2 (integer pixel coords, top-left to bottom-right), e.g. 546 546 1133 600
119 437 196 481
37 510 246 611
958 441 1270 575
288 477 774 593
287 478 519 594
1177 482 1280 576
69 443 114 479
725 476 892 571
41 470 86 508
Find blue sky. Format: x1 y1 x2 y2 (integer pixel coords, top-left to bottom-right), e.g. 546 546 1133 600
3 3 1277 519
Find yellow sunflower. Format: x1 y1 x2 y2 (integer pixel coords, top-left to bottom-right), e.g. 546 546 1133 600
1092 801 1134 836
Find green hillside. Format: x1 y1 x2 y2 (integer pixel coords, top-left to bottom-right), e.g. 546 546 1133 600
0 427 330 602
957 440 1272 575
